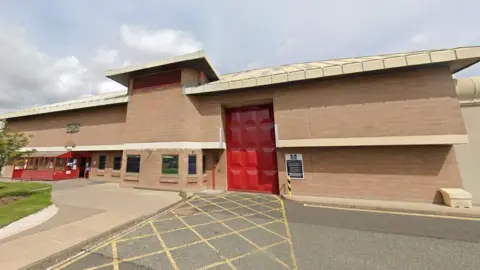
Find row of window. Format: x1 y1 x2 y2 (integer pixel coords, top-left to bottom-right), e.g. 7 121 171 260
97 155 122 170
25 157 66 170
123 154 207 175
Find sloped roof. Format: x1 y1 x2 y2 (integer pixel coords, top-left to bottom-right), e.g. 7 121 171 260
456 77 480 106
185 46 480 94
2 46 480 120
0 90 128 119
106 50 220 86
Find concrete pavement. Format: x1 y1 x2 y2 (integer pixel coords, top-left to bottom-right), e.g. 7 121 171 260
284 194 480 218
46 193 297 270
8 186 480 269
0 179 183 270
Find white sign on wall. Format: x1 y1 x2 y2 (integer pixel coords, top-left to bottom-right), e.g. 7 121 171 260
285 154 304 179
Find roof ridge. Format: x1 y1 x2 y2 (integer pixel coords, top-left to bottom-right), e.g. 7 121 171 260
220 46 480 77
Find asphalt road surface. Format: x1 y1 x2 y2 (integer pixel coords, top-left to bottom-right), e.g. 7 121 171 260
285 200 480 270
43 193 480 270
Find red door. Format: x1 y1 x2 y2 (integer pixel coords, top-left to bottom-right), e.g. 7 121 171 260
226 105 279 194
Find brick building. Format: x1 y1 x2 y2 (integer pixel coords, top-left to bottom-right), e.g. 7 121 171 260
1 46 480 203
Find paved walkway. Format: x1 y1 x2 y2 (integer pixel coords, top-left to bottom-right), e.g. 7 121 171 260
288 195 480 217
51 193 297 270
0 179 182 270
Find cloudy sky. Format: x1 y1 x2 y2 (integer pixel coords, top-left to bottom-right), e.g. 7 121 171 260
0 0 479 113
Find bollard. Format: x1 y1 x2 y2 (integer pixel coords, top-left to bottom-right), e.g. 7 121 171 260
287 175 292 199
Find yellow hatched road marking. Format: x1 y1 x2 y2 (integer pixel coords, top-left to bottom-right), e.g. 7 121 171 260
85 262 114 270
188 201 291 269
197 240 288 270
150 221 180 270
280 198 299 270
81 219 283 269
196 196 288 241
111 240 119 270
52 197 195 269
54 194 297 270
221 196 283 222
303 203 480 221
173 214 237 269
116 207 282 244
152 198 279 224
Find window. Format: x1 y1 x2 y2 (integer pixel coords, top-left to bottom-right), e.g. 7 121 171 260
38 158 45 169
188 155 197 175
48 158 53 169
45 158 54 169
126 155 140 174
113 156 122 171
32 158 37 169
98 155 107 170
42 158 49 169
55 158 66 170
27 158 34 169
162 155 179 174
202 155 207 174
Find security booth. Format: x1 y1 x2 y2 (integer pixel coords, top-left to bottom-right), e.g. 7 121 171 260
13 151 92 181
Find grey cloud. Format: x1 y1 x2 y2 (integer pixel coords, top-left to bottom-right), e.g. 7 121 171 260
0 0 479 113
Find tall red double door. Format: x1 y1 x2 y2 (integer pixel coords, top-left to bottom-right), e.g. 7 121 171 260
225 105 279 194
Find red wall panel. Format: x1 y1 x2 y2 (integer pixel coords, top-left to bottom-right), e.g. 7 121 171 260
132 70 181 92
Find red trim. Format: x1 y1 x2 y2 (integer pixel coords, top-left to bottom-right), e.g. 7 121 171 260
15 151 92 181
132 70 181 92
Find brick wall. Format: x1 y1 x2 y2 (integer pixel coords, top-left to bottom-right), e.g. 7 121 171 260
276 145 462 203
275 66 465 139
119 149 206 191
8 105 126 147
191 66 464 142
90 151 123 182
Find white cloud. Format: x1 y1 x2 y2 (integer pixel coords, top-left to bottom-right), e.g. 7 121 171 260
0 24 126 113
97 80 124 94
92 48 119 65
120 24 202 55
411 34 426 44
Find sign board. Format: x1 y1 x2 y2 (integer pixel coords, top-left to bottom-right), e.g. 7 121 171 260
285 154 304 179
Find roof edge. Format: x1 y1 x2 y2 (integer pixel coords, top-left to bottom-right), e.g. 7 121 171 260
0 91 128 120
106 50 220 86
185 46 480 95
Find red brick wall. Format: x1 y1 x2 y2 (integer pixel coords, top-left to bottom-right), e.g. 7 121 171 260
119 149 206 191
90 151 123 182
190 66 465 142
276 145 462 203
8 105 126 147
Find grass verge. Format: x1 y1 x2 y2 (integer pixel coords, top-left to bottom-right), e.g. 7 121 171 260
0 181 52 227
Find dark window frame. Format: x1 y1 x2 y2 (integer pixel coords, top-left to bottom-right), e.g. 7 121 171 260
113 156 122 171
202 155 207 174
98 155 107 170
162 155 179 175
188 155 197 175
126 155 141 174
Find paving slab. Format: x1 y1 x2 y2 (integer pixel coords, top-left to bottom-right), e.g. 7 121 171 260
0 179 182 270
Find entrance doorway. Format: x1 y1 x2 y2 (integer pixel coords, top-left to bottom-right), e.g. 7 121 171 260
78 157 91 178
225 104 279 194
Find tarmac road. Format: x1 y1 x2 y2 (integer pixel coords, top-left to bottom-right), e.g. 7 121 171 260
284 200 480 270
40 193 480 270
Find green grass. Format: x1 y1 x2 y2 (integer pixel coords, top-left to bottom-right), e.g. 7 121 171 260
162 167 179 174
0 182 52 227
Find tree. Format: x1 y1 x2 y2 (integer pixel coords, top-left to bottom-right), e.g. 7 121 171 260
0 120 34 176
